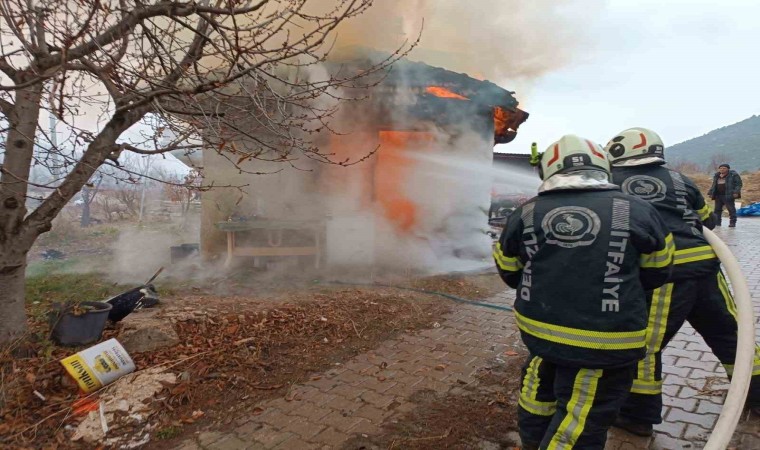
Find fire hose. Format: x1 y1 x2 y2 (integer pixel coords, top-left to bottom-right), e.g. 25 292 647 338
702 228 755 450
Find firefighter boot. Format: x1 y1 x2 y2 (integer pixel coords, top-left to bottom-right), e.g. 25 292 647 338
612 416 654 437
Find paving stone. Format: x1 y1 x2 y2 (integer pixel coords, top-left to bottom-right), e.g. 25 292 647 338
353 404 393 423
318 411 366 433
290 402 333 421
236 421 265 436
693 399 724 415
359 390 397 409
682 423 710 442
653 421 686 439
349 417 383 435
650 433 694 450
273 438 320 450
310 427 348 446
176 441 203 450
684 342 711 352
249 426 296 448
199 432 226 447
663 396 697 412
208 435 251 450
279 418 326 439
666 409 717 429
675 386 700 400
328 383 367 398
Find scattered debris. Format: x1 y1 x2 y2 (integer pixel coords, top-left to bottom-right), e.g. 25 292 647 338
49 301 113 346
72 367 177 444
41 249 66 260
170 243 200 264
106 284 161 322
60 338 136 393
106 267 164 322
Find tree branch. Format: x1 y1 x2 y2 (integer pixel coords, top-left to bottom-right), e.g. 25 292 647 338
0 97 14 116
35 0 270 72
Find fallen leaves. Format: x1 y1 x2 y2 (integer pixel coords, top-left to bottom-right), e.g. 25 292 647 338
2 286 453 449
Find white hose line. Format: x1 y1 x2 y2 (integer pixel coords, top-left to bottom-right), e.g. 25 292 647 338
703 228 756 450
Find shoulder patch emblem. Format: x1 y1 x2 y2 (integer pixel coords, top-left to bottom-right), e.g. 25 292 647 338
621 175 667 202
541 206 601 248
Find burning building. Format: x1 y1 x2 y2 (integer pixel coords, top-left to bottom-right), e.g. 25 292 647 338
182 54 528 274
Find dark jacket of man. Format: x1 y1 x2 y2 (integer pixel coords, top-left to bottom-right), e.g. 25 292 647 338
708 169 743 199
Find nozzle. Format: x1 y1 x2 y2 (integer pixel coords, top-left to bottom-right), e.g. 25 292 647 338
529 142 540 166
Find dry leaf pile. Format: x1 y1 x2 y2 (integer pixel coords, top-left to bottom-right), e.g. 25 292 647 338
1 287 450 449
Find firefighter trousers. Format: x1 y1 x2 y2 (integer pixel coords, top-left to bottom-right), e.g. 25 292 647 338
518 355 635 449
620 270 760 424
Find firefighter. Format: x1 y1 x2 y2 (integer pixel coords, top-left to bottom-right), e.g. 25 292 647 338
604 127 760 437
494 135 673 449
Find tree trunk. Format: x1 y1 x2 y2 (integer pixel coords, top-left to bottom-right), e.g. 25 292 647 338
0 81 43 345
81 189 92 227
0 261 28 344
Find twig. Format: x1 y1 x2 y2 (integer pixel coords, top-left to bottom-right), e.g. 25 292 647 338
145 266 165 285
389 428 452 449
348 318 362 338
407 428 452 442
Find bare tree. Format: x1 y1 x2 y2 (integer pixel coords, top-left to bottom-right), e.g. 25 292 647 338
114 184 140 217
94 190 128 221
80 172 104 227
669 160 703 175
710 153 732 172
163 169 200 222
0 0 411 344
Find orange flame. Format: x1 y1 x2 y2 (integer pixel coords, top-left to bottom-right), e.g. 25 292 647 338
376 131 435 232
425 86 469 100
494 106 509 136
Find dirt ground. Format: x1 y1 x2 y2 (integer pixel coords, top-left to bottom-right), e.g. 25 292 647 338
0 271 506 449
344 358 524 450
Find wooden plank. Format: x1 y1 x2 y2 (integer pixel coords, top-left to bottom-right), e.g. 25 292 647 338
232 246 319 257
225 232 235 268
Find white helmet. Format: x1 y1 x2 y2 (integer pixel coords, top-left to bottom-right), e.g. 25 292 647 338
604 128 665 165
538 135 610 180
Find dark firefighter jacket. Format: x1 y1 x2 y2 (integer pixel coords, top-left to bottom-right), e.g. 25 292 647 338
707 169 743 198
612 163 718 282
494 187 673 369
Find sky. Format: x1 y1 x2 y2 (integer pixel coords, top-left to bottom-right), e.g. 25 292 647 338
496 0 760 154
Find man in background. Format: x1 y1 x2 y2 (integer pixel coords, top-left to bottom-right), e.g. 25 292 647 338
708 163 743 227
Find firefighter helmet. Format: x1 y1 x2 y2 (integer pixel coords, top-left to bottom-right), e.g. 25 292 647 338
604 128 665 165
538 135 610 180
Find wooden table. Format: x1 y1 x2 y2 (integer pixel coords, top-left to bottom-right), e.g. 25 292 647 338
216 220 322 269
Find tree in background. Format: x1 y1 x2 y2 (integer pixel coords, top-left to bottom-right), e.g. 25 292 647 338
0 0 411 345
710 153 733 171
669 161 704 175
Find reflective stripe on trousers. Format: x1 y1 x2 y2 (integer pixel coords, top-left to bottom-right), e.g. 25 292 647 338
519 356 557 416
547 369 602 450
632 283 673 395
